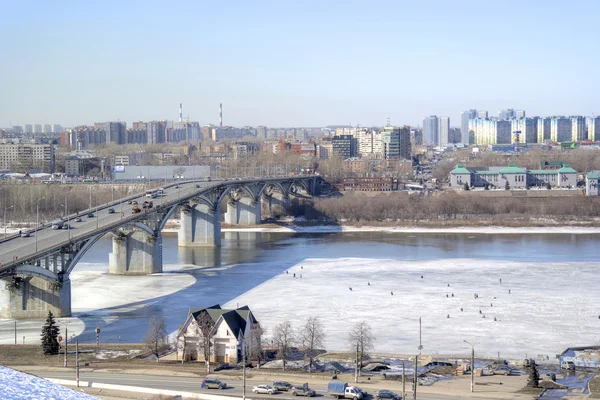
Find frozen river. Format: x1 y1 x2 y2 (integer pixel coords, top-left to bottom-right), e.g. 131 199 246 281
1 230 599 358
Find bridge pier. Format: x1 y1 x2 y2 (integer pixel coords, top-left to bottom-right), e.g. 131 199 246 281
178 204 221 247
0 275 71 319
225 197 261 225
108 230 162 275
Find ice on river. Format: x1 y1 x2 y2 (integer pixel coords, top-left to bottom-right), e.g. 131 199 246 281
224 257 600 359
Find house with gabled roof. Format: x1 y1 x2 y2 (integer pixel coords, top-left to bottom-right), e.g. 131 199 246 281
176 304 260 363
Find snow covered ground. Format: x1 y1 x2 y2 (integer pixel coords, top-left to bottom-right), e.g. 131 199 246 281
224 257 600 359
0 366 99 400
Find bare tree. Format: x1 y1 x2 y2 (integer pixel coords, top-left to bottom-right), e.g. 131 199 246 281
143 316 169 362
298 317 325 373
273 321 294 371
348 321 374 373
245 325 265 366
196 311 215 372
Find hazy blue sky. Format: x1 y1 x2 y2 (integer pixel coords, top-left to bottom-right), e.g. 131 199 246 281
1 0 599 128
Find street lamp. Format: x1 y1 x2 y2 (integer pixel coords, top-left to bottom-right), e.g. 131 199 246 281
35 197 46 252
464 340 476 393
3 204 14 239
61 199 70 240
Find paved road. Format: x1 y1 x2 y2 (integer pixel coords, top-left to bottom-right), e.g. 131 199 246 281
29 370 470 400
0 180 213 270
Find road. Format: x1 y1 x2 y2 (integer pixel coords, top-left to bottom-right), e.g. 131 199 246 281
27 369 474 400
0 180 212 270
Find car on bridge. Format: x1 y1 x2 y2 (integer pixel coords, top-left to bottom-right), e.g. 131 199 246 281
87 213 94 218
201 378 227 389
108 208 115 214
273 381 292 391
291 384 316 397
20 231 31 238
75 217 82 222
253 385 277 395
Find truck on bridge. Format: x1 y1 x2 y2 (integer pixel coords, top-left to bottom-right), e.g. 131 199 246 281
327 382 364 400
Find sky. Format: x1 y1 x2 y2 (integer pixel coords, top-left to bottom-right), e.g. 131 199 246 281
1 0 599 128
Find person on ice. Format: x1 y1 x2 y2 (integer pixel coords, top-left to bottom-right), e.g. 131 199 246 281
391 291 394 295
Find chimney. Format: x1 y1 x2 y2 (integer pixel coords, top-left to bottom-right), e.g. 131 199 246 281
219 103 223 127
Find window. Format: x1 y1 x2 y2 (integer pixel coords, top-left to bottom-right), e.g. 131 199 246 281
226 329 229 336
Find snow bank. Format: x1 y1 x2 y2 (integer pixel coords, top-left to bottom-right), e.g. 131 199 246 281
0 366 99 399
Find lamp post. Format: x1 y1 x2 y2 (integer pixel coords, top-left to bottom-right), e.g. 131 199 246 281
464 340 475 393
61 200 70 240
242 337 246 400
35 197 46 252
4 204 14 239
95 327 101 345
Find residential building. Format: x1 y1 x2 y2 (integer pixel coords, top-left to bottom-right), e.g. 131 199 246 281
104 122 127 144
477 110 488 118
290 141 317 157
147 121 166 144
498 109 517 120
42 124 52 133
171 121 201 142
0 142 55 172
587 116 600 141
358 129 383 159
52 124 62 133
410 128 423 147
34 124 42 134
382 125 411 159
65 156 81 176
422 116 439 145
550 117 572 142
126 128 147 144
438 117 450 145
511 118 538 144
516 110 526 119
24 124 32 134
460 109 477 145
176 304 260 363
536 117 552 143
318 141 333 159
332 135 358 159
450 163 577 189
586 171 600 196
571 116 586 141
449 127 462 144
256 126 267 138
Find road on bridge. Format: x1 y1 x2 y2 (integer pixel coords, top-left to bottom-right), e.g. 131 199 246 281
0 180 212 270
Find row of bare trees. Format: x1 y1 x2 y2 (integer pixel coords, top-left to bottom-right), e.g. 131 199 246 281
291 191 600 223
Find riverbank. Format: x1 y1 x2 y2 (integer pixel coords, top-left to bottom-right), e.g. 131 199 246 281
160 218 600 235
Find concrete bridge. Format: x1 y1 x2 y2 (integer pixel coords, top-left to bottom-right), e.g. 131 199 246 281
0 175 322 319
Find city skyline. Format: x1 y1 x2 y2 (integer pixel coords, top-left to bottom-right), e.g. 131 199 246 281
2 1 600 127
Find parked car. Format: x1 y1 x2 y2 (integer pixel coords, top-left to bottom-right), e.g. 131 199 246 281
253 385 277 395
107 208 115 214
560 361 576 371
87 213 94 218
291 384 316 397
487 365 513 376
273 381 292 391
201 378 227 389
374 390 401 400
75 217 82 222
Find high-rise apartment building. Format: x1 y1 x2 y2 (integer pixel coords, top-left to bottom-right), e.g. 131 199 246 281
516 110 526 119
550 117 572 142
0 142 55 172
43 124 52 133
24 124 33 134
358 129 384 159
511 118 538 144
104 122 127 144
422 116 439 146
147 121 166 144
536 117 552 143
571 116 586 141
586 117 600 141
34 124 42 134
332 135 358 159
499 109 516 120
438 117 450 145
460 109 477 145
52 124 62 133
477 110 488 118
382 125 411 159
469 118 512 145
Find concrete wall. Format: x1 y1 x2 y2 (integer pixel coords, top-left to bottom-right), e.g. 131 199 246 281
179 204 221 247
451 173 471 188
108 230 162 274
224 197 261 225
0 276 71 319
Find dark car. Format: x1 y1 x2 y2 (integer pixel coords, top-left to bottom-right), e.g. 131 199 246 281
107 208 115 214
87 213 94 218
201 378 227 389
196 184 200 188
273 381 292 391
75 217 82 222
374 390 401 400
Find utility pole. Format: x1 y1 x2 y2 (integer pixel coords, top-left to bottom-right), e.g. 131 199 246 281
413 355 418 400
355 342 359 383
4 204 14 239
402 360 405 400
64 326 68 368
76 339 79 387
242 337 246 400
464 340 475 393
14 321 16 345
